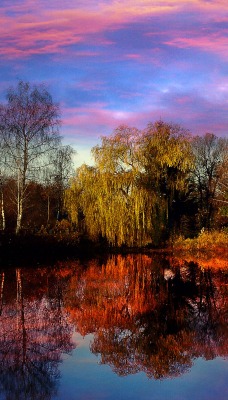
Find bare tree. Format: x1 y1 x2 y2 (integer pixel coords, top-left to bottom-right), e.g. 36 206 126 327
52 145 75 221
41 144 75 224
191 133 228 229
0 81 61 233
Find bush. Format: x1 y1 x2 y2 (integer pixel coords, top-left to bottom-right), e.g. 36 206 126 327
173 230 228 252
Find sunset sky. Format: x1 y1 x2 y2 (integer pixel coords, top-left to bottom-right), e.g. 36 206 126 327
0 0 227 165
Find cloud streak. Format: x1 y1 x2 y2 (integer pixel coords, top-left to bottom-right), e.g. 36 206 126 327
0 0 227 164
1 0 227 59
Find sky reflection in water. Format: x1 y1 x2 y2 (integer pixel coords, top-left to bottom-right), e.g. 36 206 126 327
0 254 227 400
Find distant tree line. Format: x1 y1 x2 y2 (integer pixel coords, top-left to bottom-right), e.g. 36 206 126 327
65 122 228 246
0 81 227 245
0 81 75 234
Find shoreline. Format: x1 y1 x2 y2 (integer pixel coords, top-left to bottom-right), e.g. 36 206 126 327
0 231 227 268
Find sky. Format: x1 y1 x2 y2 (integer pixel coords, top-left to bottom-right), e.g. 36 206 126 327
0 0 227 166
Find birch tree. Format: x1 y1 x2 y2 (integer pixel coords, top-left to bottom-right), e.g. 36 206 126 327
0 81 61 233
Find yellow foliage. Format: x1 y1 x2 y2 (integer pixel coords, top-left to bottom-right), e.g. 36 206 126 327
173 230 228 256
65 122 194 246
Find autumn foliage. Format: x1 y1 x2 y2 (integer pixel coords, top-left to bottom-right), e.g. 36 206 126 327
65 123 228 248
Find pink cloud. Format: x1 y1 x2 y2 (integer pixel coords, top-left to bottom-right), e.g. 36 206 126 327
61 103 176 139
62 105 130 130
75 80 107 91
60 86 228 142
165 32 228 59
1 0 227 59
125 53 142 60
61 105 148 142
0 7 115 59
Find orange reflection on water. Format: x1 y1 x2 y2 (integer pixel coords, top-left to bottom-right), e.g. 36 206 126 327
0 252 227 393
63 254 228 378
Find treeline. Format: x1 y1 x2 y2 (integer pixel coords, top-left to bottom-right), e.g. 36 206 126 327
65 122 227 247
0 81 227 247
0 81 75 234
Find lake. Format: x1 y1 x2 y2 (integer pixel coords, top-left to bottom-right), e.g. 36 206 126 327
0 253 227 400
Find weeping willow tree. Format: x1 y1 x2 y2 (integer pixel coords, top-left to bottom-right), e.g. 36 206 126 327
65 126 155 246
139 121 194 239
65 122 194 246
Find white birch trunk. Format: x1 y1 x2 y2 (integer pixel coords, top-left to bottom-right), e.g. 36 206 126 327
1 192 5 231
0 272 4 316
16 168 23 234
16 204 23 234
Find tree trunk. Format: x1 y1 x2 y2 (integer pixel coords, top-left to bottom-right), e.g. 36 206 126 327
16 168 24 234
16 205 23 234
16 195 23 234
0 272 4 316
1 192 5 231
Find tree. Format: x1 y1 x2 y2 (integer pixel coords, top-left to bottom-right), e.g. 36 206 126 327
65 125 152 246
0 81 61 233
191 133 228 230
65 122 194 246
91 125 147 246
138 121 194 239
50 145 75 221
65 164 102 239
40 145 75 225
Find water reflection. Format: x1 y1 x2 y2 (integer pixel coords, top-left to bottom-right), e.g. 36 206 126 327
0 254 227 399
0 268 75 400
64 255 227 379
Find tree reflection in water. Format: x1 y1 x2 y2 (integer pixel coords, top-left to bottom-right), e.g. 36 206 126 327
0 268 75 400
64 254 228 379
0 254 227 399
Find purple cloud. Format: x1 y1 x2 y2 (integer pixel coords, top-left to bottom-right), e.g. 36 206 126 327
0 0 227 165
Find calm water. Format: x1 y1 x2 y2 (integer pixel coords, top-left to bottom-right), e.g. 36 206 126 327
0 253 227 400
